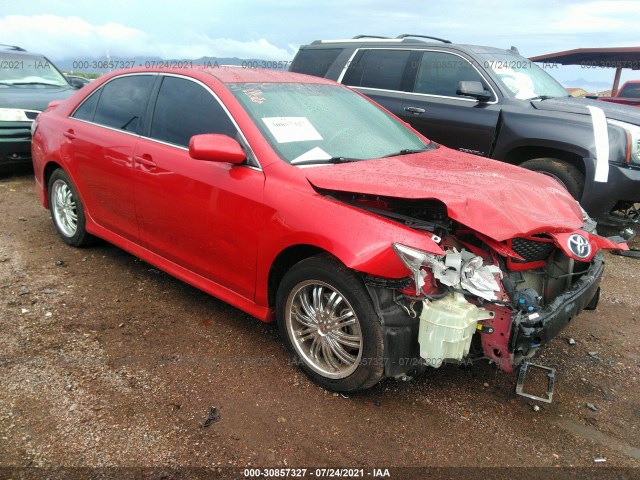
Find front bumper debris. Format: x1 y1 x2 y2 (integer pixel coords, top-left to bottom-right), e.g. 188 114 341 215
515 361 556 403
511 252 604 353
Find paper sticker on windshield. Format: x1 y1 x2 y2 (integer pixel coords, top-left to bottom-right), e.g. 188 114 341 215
262 117 323 143
292 147 332 164
242 88 265 104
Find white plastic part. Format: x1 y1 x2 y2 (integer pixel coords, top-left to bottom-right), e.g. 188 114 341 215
419 293 493 367
587 105 609 183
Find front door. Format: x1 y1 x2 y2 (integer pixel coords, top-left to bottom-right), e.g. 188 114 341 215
133 75 266 299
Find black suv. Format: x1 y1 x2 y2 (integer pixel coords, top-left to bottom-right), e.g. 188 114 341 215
290 34 640 227
0 45 80 172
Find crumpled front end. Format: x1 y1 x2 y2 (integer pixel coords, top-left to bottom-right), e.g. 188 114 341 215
392 234 611 374
331 192 628 377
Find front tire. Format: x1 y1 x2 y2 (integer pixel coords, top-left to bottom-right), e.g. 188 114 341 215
520 158 584 200
48 169 93 247
276 255 385 392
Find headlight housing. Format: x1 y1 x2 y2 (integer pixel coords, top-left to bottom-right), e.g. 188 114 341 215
393 243 433 292
0 108 39 122
607 119 640 165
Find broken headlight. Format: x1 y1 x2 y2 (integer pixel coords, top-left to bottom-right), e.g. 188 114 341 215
393 242 503 301
392 243 432 292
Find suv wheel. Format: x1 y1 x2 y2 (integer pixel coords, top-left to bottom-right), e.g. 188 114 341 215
520 158 584 200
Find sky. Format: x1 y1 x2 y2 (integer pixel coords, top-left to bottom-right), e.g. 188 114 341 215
1 0 639 89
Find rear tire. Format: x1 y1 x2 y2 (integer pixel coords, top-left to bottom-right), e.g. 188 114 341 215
276 255 385 392
48 169 93 247
520 158 584 200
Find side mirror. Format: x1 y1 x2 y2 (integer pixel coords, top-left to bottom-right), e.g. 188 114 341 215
189 134 246 164
68 78 86 89
456 81 491 102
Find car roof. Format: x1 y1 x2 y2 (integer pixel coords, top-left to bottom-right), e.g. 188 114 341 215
0 44 27 52
0 46 48 60
304 37 517 56
203 66 337 84
101 65 338 85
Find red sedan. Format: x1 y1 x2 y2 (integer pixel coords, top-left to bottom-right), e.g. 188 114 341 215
32 66 626 395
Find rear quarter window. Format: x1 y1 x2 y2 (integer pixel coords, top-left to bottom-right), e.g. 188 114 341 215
289 48 342 77
72 90 100 122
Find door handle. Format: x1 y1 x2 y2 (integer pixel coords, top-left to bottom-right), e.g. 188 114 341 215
134 154 157 169
404 106 426 114
63 129 76 140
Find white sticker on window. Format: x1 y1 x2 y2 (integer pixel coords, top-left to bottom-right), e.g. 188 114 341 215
292 147 332 164
262 117 323 143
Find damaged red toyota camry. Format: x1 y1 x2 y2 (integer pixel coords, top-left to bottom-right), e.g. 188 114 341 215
31 67 627 396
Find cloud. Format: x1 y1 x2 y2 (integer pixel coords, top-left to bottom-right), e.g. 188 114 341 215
547 1 640 35
0 14 295 60
161 36 296 60
0 15 148 58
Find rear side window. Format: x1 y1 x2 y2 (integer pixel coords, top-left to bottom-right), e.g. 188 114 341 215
414 52 485 97
343 49 411 91
92 75 155 133
290 48 342 77
149 76 237 147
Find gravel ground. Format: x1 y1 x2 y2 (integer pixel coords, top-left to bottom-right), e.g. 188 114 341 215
0 172 639 477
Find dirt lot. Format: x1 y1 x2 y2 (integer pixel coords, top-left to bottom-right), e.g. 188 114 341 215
1 172 639 476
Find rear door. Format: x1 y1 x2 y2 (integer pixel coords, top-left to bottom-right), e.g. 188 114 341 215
133 75 266 299
67 74 156 241
340 49 414 121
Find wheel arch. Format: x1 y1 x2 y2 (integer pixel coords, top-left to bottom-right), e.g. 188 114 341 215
42 161 64 208
503 146 586 179
267 244 332 308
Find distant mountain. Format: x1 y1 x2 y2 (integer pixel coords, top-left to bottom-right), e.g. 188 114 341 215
55 55 285 74
561 78 612 94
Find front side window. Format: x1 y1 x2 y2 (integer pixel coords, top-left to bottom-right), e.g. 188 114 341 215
149 76 237 147
343 49 411 91
414 52 486 97
229 82 429 164
92 75 155 133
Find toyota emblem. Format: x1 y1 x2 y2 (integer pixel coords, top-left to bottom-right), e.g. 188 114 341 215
568 234 591 259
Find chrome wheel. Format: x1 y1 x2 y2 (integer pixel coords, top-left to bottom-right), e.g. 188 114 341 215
285 280 363 379
51 179 78 237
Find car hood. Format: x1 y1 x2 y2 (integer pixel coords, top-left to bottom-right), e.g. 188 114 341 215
305 147 583 242
0 85 75 112
531 96 640 125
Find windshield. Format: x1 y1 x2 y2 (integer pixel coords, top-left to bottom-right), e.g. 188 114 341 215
0 54 69 87
484 54 569 100
229 82 428 164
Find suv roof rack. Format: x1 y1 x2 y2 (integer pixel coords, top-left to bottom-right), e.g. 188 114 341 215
352 35 391 39
0 44 27 51
396 34 451 44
